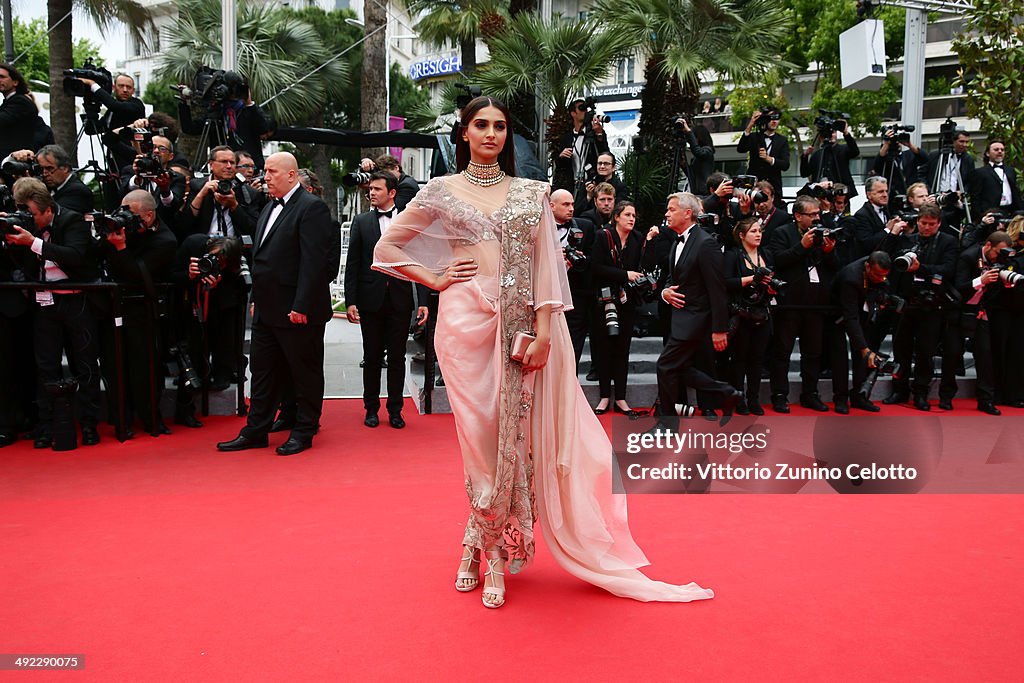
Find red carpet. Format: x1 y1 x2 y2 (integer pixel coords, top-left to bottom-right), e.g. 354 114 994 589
2 400 1021 681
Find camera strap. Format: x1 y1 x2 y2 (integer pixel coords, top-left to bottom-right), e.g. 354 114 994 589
602 229 622 269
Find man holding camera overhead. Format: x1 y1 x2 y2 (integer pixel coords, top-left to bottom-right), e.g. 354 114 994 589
871 124 927 205
76 73 146 173
800 113 860 199
555 97 610 195
737 107 790 208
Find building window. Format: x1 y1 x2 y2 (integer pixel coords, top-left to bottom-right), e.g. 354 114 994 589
617 57 636 85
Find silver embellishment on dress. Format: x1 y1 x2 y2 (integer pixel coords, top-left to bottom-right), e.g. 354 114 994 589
501 273 515 288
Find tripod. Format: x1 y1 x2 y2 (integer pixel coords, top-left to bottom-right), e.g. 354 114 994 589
192 114 229 172
931 142 973 237
665 134 690 197
74 102 120 211
570 127 598 213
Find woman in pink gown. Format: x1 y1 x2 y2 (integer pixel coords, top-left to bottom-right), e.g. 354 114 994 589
372 97 713 608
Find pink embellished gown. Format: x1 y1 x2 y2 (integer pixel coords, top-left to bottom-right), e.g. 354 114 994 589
373 174 713 602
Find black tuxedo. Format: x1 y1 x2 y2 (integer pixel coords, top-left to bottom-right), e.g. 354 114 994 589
736 131 790 206
799 135 860 197
870 147 927 204
0 92 41 159
240 186 333 444
851 202 891 258
51 173 95 214
181 178 259 242
553 126 610 192
395 173 420 213
94 90 146 171
653 225 734 415
970 163 1022 213
345 207 426 416
557 216 595 365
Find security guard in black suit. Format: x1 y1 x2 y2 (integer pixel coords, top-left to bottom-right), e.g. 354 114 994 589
550 188 595 366
345 172 429 429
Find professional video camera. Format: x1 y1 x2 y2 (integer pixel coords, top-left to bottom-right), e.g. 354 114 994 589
341 171 372 188
1 159 40 183
564 225 588 269
754 108 781 132
859 351 899 399
814 109 850 139
88 208 143 237
62 60 112 99
624 268 661 303
0 210 34 235
454 83 483 110
172 66 248 121
937 117 961 152
596 285 625 336
882 123 915 144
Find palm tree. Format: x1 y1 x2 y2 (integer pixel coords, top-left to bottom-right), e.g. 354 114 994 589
160 0 349 214
402 0 509 74
592 0 792 206
474 12 632 186
47 0 152 163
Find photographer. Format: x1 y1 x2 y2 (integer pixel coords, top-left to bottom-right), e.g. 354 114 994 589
871 124 927 203
882 204 958 410
736 107 790 207
37 144 95 214
551 188 595 366
121 135 187 223
675 117 715 195
184 146 259 242
171 234 248 427
589 201 647 416
579 182 617 232
4 178 102 447
800 115 860 198
555 98 610 194
358 154 420 212
752 181 788 244
0 63 51 160
78 73 146 173
954 230 1020 414
852 176 911 258
237 151 268 211
833 251 897 412
969 139 1022 215
584 153 629 209
925 128 975 228
97 189 178 435
766 195 841 413
0 218 34 446
178 70 272 169
724 217 778 415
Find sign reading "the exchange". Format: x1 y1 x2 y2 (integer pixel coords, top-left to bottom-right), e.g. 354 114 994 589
409 54 461 81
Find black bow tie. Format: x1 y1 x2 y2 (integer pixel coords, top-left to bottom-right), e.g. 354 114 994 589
677 232 688 243
271 197 285 208
375 208 394 219
993 163 1004 169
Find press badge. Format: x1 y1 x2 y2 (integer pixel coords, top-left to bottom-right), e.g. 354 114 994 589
36 290 54 306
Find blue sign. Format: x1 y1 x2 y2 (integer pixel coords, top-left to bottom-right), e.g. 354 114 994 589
409 54 461 81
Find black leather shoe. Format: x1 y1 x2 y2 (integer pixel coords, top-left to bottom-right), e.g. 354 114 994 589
734 399 750 416
938 398 954 411
217 434 268 451
701 408 718 420
81 426 101 446
585 370 598 382
799 393 829 412
33 434 52 449
209 378 231 392
850 396 881 412
913 396 931 412
270 417 295 433
834 400 850 415
0 432 16 448
748 402 765 416
883 392 909 405
720 389 744 415
977 402 1001 416
143 422 173 436
388 414 406 429
276 437 311 455
364 412 379 428
771 395 790 414
175 415 203 429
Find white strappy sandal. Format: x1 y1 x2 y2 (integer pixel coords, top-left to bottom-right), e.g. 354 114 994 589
455 546 480 592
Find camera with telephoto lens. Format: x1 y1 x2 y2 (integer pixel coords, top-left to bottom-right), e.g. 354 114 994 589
752 266 786 294
625 268 661 303
0 210 34 235
1 159 41 180
563 225 588 270
754 108 781 132
859 351 899 399
808 224 844 247
88 208 143 237
582 98 611 128
733 174 769 204
814 109 850 138
596 286 623 336
341 171 372 188
931 191 961 208
62 60 112 99
168 343 202 390
196 252 221 278
882 123 915 144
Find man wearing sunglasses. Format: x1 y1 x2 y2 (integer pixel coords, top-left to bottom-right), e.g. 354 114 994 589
36 144 95 214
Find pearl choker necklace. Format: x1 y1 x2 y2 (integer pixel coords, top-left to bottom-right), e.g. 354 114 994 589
462 161 506 187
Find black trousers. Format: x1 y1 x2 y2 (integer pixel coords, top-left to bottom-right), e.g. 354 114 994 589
939 311 963 401
360 298 412 416
241 320 325 442
729 318 772 404
0 308 36 434
970 315 1002 404
591 302 636 401
98 307 164 429
890 308 942 398
34 293 101 433
566 287 592 368
657 336 735 415
770 309 824 397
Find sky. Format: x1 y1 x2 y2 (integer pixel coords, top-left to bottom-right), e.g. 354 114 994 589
11 0 128 69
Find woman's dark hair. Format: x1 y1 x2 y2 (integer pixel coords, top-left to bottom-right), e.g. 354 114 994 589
0 62 29 95
612 200 636 224
455 96 516 176
693 123 714 151
208 236 243 272
733 216 761 245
